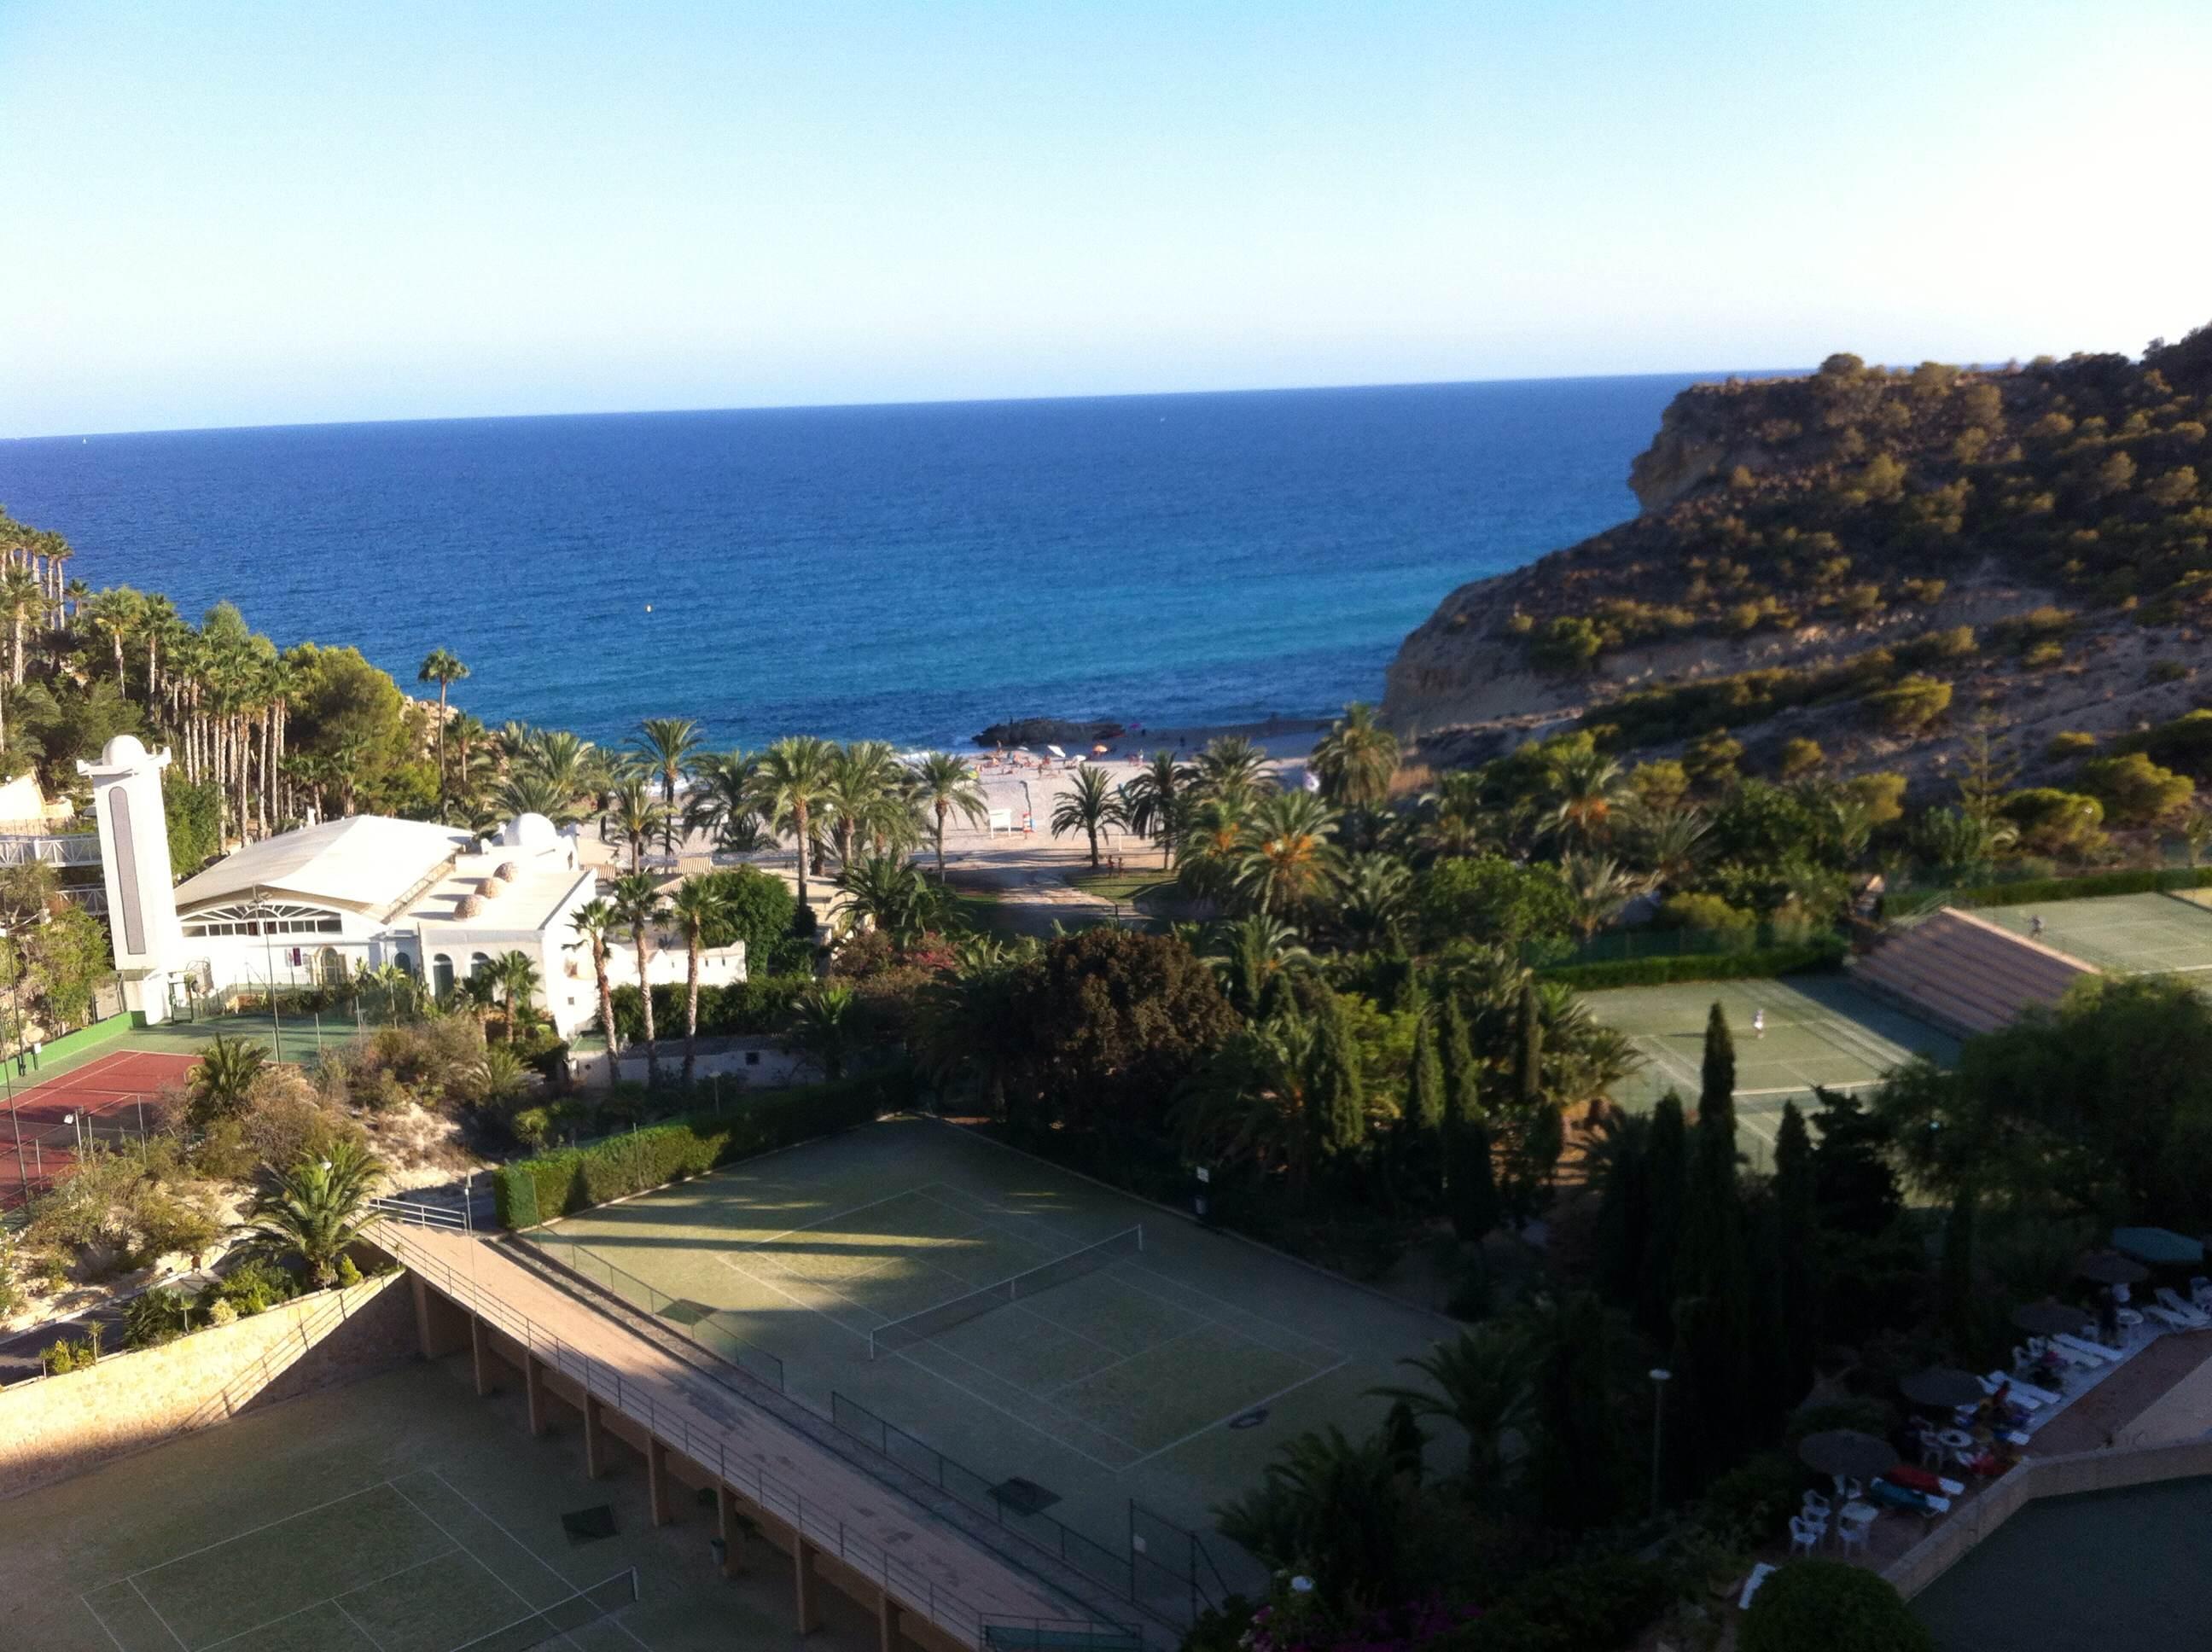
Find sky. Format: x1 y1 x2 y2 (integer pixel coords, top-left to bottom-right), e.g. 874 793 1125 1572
3 1 2209 439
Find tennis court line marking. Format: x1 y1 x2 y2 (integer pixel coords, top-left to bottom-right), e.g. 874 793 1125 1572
917 1186 1347 1364
1119 1356 1353 1471
387 1479 596 1652
1038 1320 1214 1400
124 1577 188 1652
76 1595 128 1652
415 1469 653 1651
330 1600 387 1650
735 1182 961 1254
116 1480 396 1579
186 1550 463 1652
888 1335 1137 1472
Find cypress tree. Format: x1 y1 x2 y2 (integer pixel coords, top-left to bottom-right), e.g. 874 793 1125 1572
1638 1094 1689 1339
1592 1111 1652 1308
1514 979 1544 1108
1698 1000 1736 1142
1313 991 1366 1156
1406 1011 1447 1134
1382 1397 1427 1485
1452 1109 1500 1243
1773 1101 1820 1395
1439 993 1479 1128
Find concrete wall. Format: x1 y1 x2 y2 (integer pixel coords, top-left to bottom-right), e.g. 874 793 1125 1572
0 1272 416 1498
1885 1435 2212 1599
568 1038 804 1089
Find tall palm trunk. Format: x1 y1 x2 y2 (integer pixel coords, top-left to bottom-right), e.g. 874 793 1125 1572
794 801 812 905
632 922 660 1087
934 800 949 878
593 944 618 1091
682 935 701 1086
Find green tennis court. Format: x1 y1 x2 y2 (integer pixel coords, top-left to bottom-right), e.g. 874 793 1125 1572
1587 975 1959 1167
523 1118 1458 1595
1977 890 2212 976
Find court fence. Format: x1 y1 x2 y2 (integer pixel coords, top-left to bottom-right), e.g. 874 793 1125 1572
2 1098 179 1210
870 1225 1144 1358
829 1389 1227 1631
449 1566 638 1652
527 1226 789 1393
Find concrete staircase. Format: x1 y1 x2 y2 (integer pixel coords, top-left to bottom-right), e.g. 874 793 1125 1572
1850 905 2099 1038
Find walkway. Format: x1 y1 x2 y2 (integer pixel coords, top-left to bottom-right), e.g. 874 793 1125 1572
381 1220 1099 1650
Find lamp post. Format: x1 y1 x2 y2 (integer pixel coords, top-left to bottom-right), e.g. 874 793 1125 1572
1649 1367 1673 1514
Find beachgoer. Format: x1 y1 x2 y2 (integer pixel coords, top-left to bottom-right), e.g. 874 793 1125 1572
2029 915 2044 938
1752 1009 1766 1038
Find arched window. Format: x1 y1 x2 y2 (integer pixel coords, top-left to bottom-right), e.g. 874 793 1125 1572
433 954 456 998
392 951 414 977
469 952 493 978
317 947 346 986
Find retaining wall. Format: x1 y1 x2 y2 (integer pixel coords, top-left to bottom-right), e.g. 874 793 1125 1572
0 1272 414 1498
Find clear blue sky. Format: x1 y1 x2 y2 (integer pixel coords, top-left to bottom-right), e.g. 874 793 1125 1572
3 1 2207 438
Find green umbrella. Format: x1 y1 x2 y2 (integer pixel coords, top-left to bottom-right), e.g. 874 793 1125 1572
2113 1227 2204 1266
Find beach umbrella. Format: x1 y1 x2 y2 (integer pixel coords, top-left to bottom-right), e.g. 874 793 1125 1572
2113 1227 2204 1266
1047 744 1067 759
2076 1252 2150 1286
1091 743 1109 755
1899 1367 1987 1410
2011 1300 2093 1338
1797 1429 1897 1483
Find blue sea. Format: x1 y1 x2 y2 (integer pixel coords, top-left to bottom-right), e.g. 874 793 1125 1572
0 377 1708 749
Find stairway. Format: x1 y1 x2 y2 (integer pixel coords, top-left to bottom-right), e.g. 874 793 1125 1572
1850 906 2098 1038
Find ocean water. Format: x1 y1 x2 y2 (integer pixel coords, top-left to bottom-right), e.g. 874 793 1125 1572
0 377 1704 748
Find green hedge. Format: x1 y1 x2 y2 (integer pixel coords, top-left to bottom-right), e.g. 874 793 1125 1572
1947 864 2212 910
1539 939 1845 990
493 1065 913 1229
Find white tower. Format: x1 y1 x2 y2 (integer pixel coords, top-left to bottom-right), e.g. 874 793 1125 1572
78 735 185 1023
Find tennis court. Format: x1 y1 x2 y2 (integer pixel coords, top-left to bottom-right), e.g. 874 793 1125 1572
1 1048 201 1206
1589 975 1959 1166
78 1472 640 1652
523 1118 1457 1591
1977 890 2212 977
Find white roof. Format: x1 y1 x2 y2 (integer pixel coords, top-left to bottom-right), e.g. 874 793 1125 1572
174 816 472 916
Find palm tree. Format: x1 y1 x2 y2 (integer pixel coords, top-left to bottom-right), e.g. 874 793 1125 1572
908 752 989 878
789 982 859 1080
1234 791 1342 917
241 1140 386 1287
569 898 621 1090
493 950 541 1040
609 778 671 873
187 1034 266 1124
1192 735 1274 806
630 717 705 812
823 741 908 869
1560 852 1640 939
611 872 666 1087
493 771 577 826
1330 852 1415 952
1545 748 1632 847
1629 804 1710 888
832 854 940 943
1205 913 1312 1019
1176 792 1254 906
455 971 500 1038
1311 702 1400 809
666 876 727 1085
749 735 838 906
518 730 597 814
1121 751 1194 868
1368 1326 1530 1495
417 649 469 806
1 565 45 686
1051 765 1127 870
685 749 762 852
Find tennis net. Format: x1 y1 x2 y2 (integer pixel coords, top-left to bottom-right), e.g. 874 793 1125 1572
447 1567 639 1651
870 1225 1143 1358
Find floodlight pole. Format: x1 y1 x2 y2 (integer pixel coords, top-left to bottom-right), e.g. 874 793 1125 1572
256 884 282 1062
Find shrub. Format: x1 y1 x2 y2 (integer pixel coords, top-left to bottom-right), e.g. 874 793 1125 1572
2148 659 2190 684
1739 1560 1931 1652
1684 730 1744 787
2078 752 2194 825
2000 788 2107 858
212 1257 296 1317
125 1284 197 1349
1866 673 1953 734
492 1065 914 1227
510 1105 553 1149
1540 941 1844 989
1694 1451 1810 1550
1454 1558 1672 1652
1417 857 1576 951
2045 730 2098 762
1776 737 1825 780
336 1254 363 1287
1655 893 1755 933
1949 865 2212 908
1530 615 1604 673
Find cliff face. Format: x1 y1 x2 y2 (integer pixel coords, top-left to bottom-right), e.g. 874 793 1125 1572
1379 326 2212 780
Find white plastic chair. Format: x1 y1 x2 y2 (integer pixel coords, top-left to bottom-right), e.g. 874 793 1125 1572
1837 1515 1871 1559
2157 1288 2212 1328
1802 1490 1832 1521
1789 1515 1819 1557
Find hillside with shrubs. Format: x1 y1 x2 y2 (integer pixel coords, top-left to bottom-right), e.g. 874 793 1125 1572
1385 323 2212 807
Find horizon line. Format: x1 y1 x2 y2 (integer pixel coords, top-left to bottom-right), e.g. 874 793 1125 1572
2 364 1808 445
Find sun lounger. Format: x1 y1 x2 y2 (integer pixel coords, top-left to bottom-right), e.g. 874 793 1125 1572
2145 1304 2193 1332
1738 1562 1776 1610
2156 1288 2212 1328
1984 1371 2053 1408
2052 1332 2122 1364
2040 1338 2102 1370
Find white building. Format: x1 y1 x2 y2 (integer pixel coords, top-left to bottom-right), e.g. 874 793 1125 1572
80 736 742 1041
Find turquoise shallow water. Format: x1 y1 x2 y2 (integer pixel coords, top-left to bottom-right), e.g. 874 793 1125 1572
0 376 1712 747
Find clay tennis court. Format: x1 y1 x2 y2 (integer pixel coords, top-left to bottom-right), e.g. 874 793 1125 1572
0 1047 201 1207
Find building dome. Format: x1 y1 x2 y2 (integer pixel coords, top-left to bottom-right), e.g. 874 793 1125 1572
493 861 521 883
498 812 560 852
455 894 485 919
98 734 151 767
